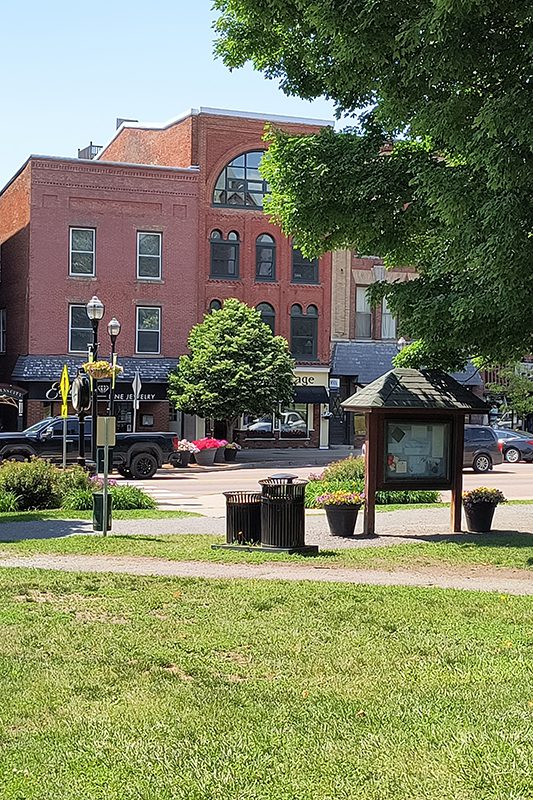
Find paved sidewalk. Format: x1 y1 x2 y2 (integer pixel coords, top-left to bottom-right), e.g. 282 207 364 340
0 552 532 594
0 505 531 544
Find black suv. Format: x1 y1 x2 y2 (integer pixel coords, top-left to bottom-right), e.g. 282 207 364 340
463 424 503 472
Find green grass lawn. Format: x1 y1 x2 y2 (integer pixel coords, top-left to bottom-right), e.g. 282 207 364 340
2 530 533 572
0 568 532 799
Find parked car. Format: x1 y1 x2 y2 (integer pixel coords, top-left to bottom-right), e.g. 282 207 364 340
492 428 533 463
463 424 504 472
0 416 180 479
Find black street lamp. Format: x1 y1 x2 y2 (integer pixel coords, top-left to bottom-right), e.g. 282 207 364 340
86 295 105 462
107 317 121 417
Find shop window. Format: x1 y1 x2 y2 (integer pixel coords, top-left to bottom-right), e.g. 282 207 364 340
213 150 269 209
255 234 276 281
137 232 162 279
279 403 309 439
209 299 222 312
69 304 92 353
0 309 5 354
70 228 95 276
210 230 239 279
356 286 372 338
290 304 318 360
242 412 275 439
381 297 397 339
292 247 319 284
136 306 161 354
257 302 275 334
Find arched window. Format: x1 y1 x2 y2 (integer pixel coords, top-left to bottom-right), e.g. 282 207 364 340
290 304 318 360
292 246 319 284
256 234 276 281
209 299 222 312
210 230 239 279
257 302 275 334
213 151 269 209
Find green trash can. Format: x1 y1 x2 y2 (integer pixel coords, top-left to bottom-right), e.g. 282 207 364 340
93 492 113 532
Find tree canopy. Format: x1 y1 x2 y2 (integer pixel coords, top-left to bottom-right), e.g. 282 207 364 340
214 0 533 369
168 298 295 424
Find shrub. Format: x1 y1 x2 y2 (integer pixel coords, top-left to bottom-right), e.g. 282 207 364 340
305 478 439 508
0 458 61 510
61 488 94 511
60 484 156 511
321 456 365 483
57 466 93 499
0 491 20 512
109 485 156 510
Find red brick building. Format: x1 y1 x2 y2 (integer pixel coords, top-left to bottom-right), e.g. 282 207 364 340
0 108 332 447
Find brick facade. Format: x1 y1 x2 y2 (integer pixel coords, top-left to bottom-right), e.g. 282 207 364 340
0 108 333 446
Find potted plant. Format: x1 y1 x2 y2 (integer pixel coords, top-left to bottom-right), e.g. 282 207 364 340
462 487 506 532
192 437 220 467
316 490 365 537
214 439 229 463
224 441 241 462
174 439 199 467
83 360 123 380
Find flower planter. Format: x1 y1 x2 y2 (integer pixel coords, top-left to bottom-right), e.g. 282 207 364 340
224 448 238 462
463 502 497 532
214 446 226 464
194 448 217 467
177 451 191 468
324 504 362 537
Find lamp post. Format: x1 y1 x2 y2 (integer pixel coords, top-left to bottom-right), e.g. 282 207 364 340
107 317 121 417
86 295 105 462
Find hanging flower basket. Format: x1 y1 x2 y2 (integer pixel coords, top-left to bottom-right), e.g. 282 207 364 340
83 360 123 380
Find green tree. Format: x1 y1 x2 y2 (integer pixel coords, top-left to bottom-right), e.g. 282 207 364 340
487 365 533 419
168 299 295 435
214 0 533 369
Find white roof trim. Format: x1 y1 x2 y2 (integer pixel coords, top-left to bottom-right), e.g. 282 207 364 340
96 106 332 160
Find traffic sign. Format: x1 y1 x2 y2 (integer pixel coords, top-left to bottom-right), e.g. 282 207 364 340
60 365 70 403
132 370 142 409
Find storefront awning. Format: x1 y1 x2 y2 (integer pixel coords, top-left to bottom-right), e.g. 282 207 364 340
294 386 329 404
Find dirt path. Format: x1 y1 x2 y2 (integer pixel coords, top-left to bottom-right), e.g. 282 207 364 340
0 552 532 595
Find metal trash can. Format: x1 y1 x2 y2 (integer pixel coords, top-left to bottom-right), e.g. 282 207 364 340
259 473 308 549
223 491 262 545
92 492 113 532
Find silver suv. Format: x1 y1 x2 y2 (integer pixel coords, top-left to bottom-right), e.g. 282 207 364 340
463 425 503 472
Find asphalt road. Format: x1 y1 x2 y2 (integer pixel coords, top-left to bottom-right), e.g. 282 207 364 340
119 461 533 513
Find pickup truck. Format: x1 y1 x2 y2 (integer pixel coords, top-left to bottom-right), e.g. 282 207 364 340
0 416 180 479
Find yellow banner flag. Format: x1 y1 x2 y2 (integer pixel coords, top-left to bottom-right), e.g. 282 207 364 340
60 364 70 403
61 403 68 418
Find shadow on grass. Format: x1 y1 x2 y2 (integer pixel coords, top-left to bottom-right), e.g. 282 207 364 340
379 530 533 547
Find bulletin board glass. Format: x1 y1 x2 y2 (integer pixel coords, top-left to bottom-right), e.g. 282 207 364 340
384 421 451 483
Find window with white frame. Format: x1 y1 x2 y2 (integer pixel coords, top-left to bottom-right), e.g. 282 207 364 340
355 286 372 338
136 307 161 354
0 309 6 353
69 305 92 352
70 228 95 276
137 232 162 279
381 297 397 339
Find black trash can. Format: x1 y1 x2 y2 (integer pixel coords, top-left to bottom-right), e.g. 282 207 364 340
92 492 113 532
259 473 309 550
223 491 262 545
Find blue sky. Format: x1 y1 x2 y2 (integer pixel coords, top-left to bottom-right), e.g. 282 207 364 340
0 0 335 187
